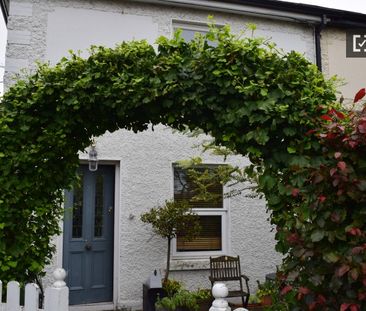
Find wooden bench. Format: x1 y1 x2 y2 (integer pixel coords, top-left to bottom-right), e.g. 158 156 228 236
209 255 250 307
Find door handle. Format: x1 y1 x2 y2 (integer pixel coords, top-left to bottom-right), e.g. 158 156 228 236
85 241 92 251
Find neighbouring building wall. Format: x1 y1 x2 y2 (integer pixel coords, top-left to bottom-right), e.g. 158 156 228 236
4 0 317 309
322 27 366 106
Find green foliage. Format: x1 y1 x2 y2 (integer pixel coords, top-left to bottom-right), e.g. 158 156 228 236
156 289 200 311
156 286 211 311
141 200 201 281
162 279 183 298
141 200 201 241
256 280 277 299
0 21 345 309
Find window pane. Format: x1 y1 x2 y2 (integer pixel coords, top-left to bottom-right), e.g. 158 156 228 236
72 175 83 238
174 167 223 208
180 28 205 41
177 27 216 46
94 175 104 237
177 216 222 252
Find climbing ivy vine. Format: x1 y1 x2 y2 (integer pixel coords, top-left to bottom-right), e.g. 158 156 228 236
2 24 361 309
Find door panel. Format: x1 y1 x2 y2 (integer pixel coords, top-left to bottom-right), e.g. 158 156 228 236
63 165 115 305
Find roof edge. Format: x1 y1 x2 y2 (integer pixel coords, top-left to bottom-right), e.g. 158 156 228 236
1 0 9 24
132 0 366 28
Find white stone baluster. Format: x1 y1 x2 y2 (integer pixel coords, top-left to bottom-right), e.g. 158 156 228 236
44 268 69 311
209 282 231 311
209 283 249 311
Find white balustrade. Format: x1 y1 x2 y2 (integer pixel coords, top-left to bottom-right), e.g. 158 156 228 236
210 282 249 311
0 268 69 311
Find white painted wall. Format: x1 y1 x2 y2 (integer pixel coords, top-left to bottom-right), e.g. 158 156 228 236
5 0 317 309
46 8 158 65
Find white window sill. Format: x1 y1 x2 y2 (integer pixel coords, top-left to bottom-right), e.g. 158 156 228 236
170 259 210 271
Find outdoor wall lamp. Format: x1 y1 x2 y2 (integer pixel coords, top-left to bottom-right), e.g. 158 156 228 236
88 145 98 172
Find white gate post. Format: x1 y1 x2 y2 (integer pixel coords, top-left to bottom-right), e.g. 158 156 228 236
209 283 231 311
44 268 69 311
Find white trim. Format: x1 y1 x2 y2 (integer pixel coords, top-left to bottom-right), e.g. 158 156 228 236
113 162 121 308
171 164 230 260
172 19 224 33
133 0 322 23
55 222 63 268
172 209 229 259
69 303 114 311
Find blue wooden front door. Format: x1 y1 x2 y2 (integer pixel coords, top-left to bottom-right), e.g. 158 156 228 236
63 165 115 305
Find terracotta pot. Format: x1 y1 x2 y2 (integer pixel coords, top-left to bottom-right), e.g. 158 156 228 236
198 299 213 311
247 303 265 311
260 295 273 306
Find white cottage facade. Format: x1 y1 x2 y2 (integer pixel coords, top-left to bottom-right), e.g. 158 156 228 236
3 0 366 310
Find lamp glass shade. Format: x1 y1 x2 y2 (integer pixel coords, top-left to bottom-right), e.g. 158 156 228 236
88 146 98 171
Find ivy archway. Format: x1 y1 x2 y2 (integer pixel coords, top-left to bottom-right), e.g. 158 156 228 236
3 26 360 309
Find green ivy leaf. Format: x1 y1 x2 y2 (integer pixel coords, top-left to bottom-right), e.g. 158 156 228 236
311 230 325 242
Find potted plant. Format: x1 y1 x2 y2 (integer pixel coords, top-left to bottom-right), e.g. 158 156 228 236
141 200 201 283
156 289 200 311
256 280 276 307
194 288 212 311
246 294 264 310
156 284 212 311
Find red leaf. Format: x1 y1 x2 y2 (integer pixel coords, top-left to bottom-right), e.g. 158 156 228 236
330 167 337 176
332 178 340 187
351 246 364 255
350 268 359 280
336 264 350 277
341 303 350 311
280 285 293 295
354 88 366 103
336 111 346 119
313 174 324 184
358 292 366 301
321 115 332 121
318 195 326 203
334 152 342 159
328 108 346 119
337 161 347 171
299 287 310 295
317 295 326 304
291 188 300 197
350 304 360 311
361 263 366 274
347 227 362 236
305 129 316 136
309 302 317 310
348 140 358 148
358 122 366 133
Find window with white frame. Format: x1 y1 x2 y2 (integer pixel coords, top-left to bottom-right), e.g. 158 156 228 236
172 20 220 46
172 165 228 257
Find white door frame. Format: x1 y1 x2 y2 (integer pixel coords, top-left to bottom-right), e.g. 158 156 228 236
57 159 121 311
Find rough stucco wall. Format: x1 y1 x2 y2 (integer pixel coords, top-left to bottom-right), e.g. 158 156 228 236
87 126 278 309
4 0 317 309
321 27 366 106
